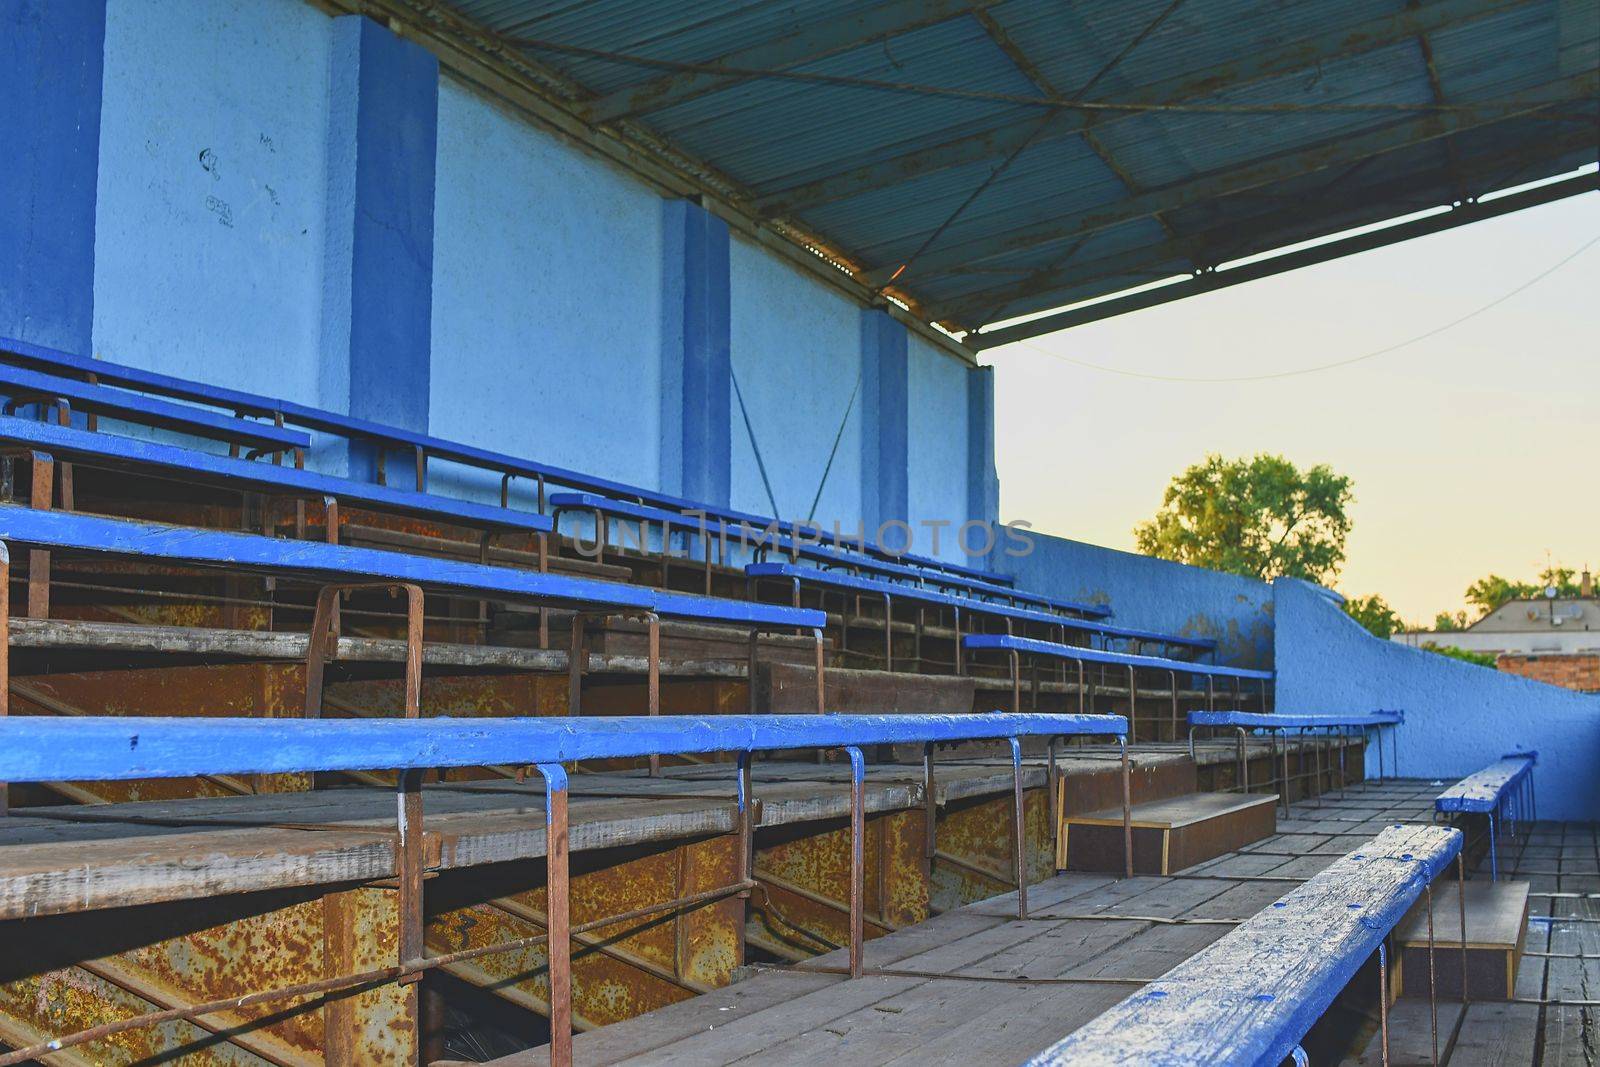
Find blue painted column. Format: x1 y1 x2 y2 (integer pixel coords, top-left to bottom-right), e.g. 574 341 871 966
967 364 1000 537
659 199 731 506
859 309 908 539
321 16 438 478
0 0 106 354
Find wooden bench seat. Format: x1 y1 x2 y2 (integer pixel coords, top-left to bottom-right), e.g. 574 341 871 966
1027 823 1463 1066
0 415 549 534
0 363 307 454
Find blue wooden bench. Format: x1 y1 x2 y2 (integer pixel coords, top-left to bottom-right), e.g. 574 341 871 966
0 709 1129 1066
1188 710 1402 815
1027 822 1463 1067
0 415 549 536
0 362 308 457
1435 752 1536 881
964 634 1266 742
0 504 830 802
748 562 1212 677
747 560 1107 674
3 339 1016 592
550 490 1099 617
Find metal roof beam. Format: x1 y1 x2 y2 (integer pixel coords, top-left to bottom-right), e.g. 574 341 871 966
755 0 1539 215
578 0 999 125
936 126 1600 323
865 71 1596 284
967 171 1600 349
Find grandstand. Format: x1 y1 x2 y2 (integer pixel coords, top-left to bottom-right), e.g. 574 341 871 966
1 0 1596 1064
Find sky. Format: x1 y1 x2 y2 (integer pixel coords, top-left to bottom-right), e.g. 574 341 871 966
982 180 1600 626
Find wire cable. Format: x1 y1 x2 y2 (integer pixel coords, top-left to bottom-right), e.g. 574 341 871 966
730 361 782 518
1006 230 1600 383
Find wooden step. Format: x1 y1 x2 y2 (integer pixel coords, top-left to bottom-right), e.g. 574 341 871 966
1059 792 1277 875
1394 880 1530 1001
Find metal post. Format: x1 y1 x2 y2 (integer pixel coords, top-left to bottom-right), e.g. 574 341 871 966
747 629 760 716
0 544 8 815
923 743 937 862
1378 940 1390 1066
1279 727 1291 817
646 612 661 776
536 763 572 1067
845 745 866 978
736 752 754 897
1047 739 1060 873
1009 737 1027 920
1119 737 1133 879
1236 727 1249 796
1126 665 1137 743
882 593 893 672
1457 851 1469 1006
1426 879 1438 1066
1168 670 1178 744
567 613 586 717
814 628 827 716
1488 811 1499 882
1009 648 1021 714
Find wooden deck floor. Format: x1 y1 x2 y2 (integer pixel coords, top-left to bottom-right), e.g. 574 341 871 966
463 781 1587 1067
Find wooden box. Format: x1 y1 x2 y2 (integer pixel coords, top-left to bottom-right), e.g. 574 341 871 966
1061 792 1278 875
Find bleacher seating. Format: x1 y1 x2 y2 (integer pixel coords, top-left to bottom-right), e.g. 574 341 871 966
0 415 548 538
552 489 1103 615
0 710 1130 1064
1026 823 1462 1067
1 337 1014 591
1187 710 1402 812
747 561 1212 675
0 362 308 458
1436 752 1536 881
963 634 1267 744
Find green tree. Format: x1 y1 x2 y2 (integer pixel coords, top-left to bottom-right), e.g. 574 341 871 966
1421 643 1497 668
1344 593 1404 639
1134 454 1354 583
1463 566 1581 619
1433 610 1469 632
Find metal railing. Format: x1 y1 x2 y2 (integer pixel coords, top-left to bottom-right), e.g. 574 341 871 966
0 710 1129 1066
1187 710 1402 815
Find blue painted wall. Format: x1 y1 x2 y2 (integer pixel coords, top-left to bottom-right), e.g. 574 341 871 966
322 15 437 452
92 0 330 407
662 200 731 507
859 309 907 538
996 533 1276 667
32 0 989 547
1274 578 1600 821
728 236 863 529
428 78 664 494
907 335 971 563
1 0 105 356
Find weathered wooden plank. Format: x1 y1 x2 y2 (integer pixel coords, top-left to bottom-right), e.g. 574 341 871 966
1447 1001 1539 1066
1349 1000 1464 1065
0 827 394 919
875 981 1131 1065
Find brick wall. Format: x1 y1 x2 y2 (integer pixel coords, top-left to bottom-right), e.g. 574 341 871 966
1496 653 1600 692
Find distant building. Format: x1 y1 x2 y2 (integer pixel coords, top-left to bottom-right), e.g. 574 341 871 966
1392 572 1600 691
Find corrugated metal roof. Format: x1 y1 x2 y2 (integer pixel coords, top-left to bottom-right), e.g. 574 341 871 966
430 0 1598 339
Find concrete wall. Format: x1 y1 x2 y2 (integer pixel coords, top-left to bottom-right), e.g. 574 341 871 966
728 236 861 527
906 334 970 563
92 0 331 409
1275 577 1600 821
995 533 1275 668
429 79 664 494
